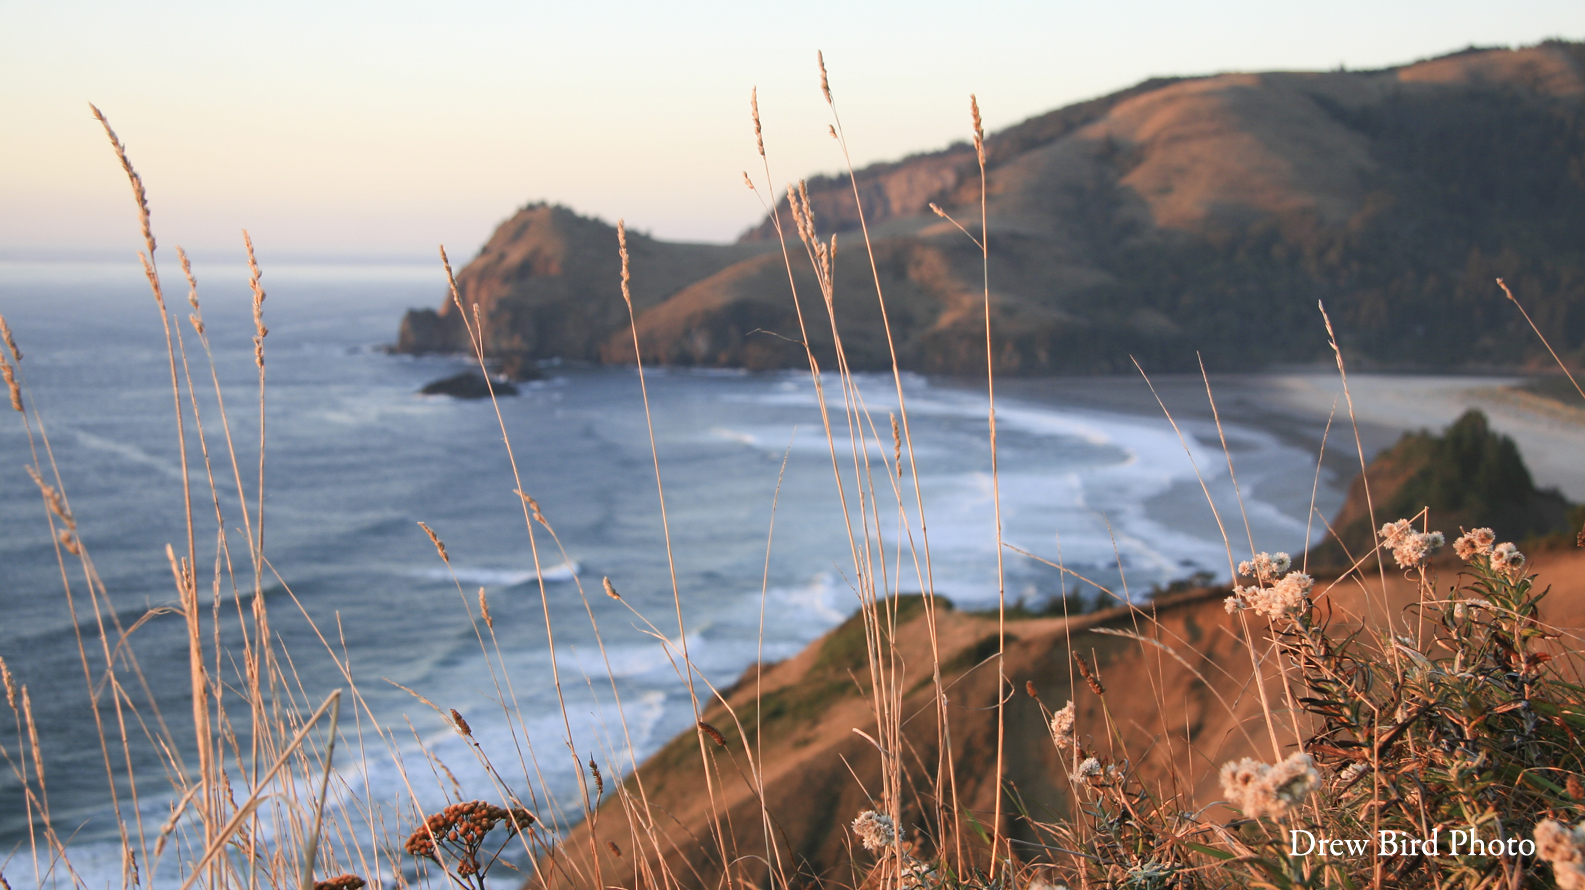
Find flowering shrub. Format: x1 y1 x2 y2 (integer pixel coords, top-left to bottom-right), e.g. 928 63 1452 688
1004 519 1584 889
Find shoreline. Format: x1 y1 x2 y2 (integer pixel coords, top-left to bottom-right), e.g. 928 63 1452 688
977 373 1585 560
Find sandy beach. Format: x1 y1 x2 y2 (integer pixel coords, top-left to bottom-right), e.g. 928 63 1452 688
992 370 1585 518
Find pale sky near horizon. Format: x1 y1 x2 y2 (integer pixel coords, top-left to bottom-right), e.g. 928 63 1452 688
4 0 1584 264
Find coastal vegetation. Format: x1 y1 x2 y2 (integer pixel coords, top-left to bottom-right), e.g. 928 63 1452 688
6 39 1585 890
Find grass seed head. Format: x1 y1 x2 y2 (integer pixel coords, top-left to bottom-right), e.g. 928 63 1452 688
0 655 15 711
0 314 20 362
1 353 20 413
751 87 764 158
417 521 448 563
970 95 985 165
1073 654 1104 696
244 231 267 368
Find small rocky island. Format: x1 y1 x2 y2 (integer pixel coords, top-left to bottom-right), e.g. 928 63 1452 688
418 372 519 399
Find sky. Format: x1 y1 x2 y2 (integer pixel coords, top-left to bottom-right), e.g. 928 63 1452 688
3 0 1584 263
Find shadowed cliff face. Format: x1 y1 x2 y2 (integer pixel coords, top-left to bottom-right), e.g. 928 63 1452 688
394 205 774 374
399 42 1585 377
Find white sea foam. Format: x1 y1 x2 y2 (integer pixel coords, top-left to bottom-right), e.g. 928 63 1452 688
410 560 580 586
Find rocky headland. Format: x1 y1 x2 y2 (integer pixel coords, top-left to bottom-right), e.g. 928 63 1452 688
400 41 1585 377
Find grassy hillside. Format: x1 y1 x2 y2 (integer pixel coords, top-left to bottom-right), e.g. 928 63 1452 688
398 41 1585 376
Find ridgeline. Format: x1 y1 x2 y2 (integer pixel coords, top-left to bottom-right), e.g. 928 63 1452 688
398 41 1585 376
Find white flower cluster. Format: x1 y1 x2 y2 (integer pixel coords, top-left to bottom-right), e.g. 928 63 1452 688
851 809 898 852
1049 700 1076 750
1218 752 1321 819
1491 541 1525 572
1224 552 1312 621
1379 519 1444 569
1535 820 1585 889
1070 756 1102 782
1238 551 1291 583
1452 527 1525 576
1452 527 1496 560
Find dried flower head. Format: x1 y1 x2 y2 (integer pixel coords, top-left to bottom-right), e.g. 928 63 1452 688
1387 525 1444 569
313 876 366 890
1237 552 1291 583
1455 527 1496 560
602 576 621 599
404 800 534 879
1070 756 1102 782
1489 541 1525 573
1232 572 1314 623
1379 519 1414 547
851 809 897 851
450 708 471 738
1219 753 1319 818
1049 700 1076 749
1535 820 1585 889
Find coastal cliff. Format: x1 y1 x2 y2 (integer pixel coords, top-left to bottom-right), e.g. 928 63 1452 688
400 41 1585 376
525 415 1585 888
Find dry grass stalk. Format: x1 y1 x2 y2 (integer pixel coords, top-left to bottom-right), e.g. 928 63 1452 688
1497 276 1585 403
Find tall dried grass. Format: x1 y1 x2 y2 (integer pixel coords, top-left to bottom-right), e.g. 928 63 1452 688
5 59 1585 890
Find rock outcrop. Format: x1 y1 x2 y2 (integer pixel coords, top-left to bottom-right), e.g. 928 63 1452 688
394 205 773 374
1308 408 1575 569
418 372 518 399
401 41 1585 375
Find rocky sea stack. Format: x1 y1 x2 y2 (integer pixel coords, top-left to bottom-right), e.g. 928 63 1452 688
418 371 519 399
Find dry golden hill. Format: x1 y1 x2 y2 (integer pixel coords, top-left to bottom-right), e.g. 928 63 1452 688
399 41 1585 377
525 546 1585 890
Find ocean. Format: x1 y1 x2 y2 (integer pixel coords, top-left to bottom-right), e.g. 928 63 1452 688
0 259 1340 885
